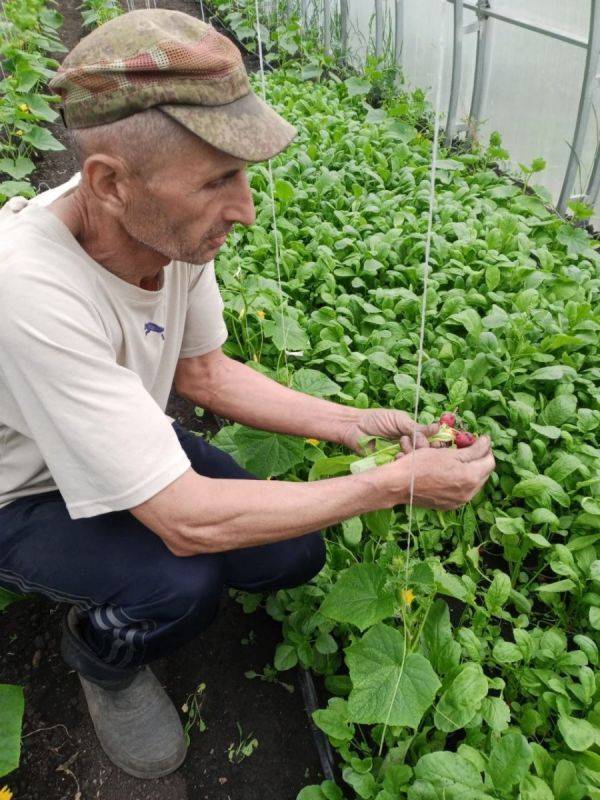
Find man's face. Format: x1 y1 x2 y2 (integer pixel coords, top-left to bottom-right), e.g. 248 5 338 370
119 134 256 265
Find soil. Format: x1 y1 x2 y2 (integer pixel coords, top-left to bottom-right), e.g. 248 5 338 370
1 4 326 799
1 593 324 800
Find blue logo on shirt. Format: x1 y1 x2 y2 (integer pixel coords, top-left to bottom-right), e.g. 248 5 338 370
144 322 165 341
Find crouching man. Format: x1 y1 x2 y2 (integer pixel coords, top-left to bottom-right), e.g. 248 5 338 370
0 9 495 779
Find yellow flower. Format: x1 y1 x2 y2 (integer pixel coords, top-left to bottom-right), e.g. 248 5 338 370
0 785 13 800
238 308 245 319
401 588 415 606
18 103 29 113
252 353 258 362
305 438 320 447
15 130 24 137
256 310 265 319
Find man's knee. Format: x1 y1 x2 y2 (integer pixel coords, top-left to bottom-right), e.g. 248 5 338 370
142 554 224 627
291 532 326 586
226 532 326 592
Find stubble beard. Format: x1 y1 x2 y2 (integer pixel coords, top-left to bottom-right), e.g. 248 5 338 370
121 194 214 265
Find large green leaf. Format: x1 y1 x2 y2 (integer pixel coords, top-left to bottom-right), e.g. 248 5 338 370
234 427 305 478
0 156 35 180
542 395 578 427
320 563 394 631
0 587 22 612
312 698 354 742
481 696 511 731
21 93 59 122
488 733 533 788
263 312 310 351
0 180 35 199
512 475 570 508
558 715 598 751
0 684 24 777
22 125 65 151
434 662 488 732
292 368 340 398
520 775 554 800
421 599 461 675
409 751 493 800
346 623 440 727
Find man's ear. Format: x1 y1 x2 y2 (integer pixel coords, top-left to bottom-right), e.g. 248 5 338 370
81 154 133 216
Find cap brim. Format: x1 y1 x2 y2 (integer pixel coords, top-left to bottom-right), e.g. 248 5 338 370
158 91 297 162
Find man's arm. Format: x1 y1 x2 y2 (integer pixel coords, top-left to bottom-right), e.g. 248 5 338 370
131 438 495 556
174 347 362 446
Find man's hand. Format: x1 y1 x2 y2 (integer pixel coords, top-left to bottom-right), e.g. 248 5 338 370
377 435 495 510
341 408 441 455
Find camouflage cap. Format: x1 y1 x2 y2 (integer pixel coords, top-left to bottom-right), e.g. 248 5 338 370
48 8 297 162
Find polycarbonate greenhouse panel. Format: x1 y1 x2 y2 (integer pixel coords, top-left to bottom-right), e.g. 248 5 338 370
342 0 600 221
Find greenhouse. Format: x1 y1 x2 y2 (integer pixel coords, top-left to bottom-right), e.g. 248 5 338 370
0 1 599 798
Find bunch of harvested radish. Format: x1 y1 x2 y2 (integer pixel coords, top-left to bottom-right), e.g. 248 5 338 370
349 412 477 474
430 411 477 449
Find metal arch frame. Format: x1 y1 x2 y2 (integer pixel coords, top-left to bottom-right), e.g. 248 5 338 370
340 0 349 57
446 0 492 146
375 0 384 62
445 0 464 145
469 0 493 136
395 0 404 70
446 0 600 215
323 0 331 56
558 0 600 212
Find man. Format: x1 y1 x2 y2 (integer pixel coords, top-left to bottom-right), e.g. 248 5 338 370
0 9 495 779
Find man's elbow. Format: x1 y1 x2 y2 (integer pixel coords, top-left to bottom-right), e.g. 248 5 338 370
162 521 224 557
174 350 229 406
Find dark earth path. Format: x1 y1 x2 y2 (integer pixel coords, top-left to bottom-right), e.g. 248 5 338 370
1 2 325 798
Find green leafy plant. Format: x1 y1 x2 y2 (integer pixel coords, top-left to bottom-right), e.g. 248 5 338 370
79 0 122 29
227 722 259 764
0 0 66 204
0 589 25 779
517 156 547 194
181 681 208 745
207 62 600 800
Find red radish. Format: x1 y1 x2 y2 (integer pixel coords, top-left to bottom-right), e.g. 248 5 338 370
439 412 456 427
454 431 476 448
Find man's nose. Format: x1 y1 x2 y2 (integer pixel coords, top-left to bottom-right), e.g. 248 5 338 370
224 171 256 227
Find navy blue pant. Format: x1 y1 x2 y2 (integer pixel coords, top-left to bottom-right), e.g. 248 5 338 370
0 423 325 678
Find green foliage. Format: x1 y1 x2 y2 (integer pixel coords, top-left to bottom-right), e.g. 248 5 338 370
80 0 122 28
216 66 600 799
0 0 66 202
0 684 24 777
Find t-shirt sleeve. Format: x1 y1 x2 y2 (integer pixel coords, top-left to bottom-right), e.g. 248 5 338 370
0 272 192 519
179 259 228 358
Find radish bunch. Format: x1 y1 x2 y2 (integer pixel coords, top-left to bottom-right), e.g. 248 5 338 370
430 411 477 449
350 411 477 474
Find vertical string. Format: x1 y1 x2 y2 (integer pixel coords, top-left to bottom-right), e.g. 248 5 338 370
254 0 290 375
404 26 446 585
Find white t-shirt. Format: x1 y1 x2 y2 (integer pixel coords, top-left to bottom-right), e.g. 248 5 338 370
0 177 228 519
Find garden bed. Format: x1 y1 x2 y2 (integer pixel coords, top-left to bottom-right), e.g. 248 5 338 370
3 1 600 799
0 1 325 797
1 593 324 799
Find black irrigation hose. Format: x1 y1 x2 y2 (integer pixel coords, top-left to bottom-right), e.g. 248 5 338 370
298 668 337 783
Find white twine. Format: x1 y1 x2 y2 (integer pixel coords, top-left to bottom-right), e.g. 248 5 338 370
254 0 290 375
404 24 446 583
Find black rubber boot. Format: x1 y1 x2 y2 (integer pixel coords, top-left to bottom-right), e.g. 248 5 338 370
61 607 187 778
61 606 141 689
